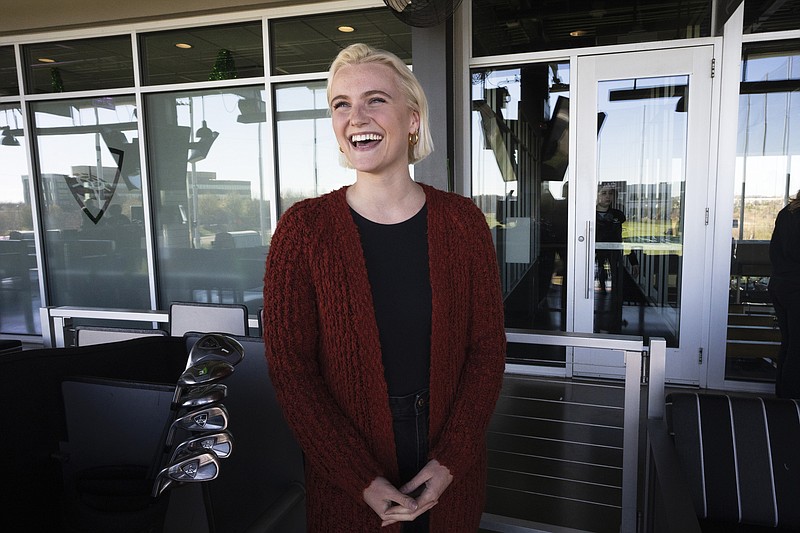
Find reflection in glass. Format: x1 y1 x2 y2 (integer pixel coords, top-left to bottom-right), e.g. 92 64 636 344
146 87 270 315
275 81 354 215
31 96 149 309
0 46 19 96
726 41 800 382
0 103 39 335
270 8 411 76
23 36 134 94
471 63 570 365
472 0 711 57
139 21 264 85
594 76 688 346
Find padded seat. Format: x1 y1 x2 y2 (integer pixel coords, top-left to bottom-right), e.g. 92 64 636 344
665 392 800 531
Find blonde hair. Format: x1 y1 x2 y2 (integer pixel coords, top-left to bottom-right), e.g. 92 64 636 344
327 43 433 167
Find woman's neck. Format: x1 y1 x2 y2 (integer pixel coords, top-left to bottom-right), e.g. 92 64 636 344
347 176 425 224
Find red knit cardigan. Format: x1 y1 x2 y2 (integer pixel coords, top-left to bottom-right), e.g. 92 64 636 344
262 183 506 532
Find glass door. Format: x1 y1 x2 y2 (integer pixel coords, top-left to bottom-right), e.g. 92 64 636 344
572 46 714 384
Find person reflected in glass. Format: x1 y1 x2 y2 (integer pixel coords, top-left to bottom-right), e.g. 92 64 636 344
595 183 638 333
768 190 800 399
262 43 506 532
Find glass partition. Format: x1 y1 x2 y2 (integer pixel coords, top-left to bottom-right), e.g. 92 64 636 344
22 36 134 94
269 8 411 75
726 40 800 382
274 81 354 215
0 103 40 335
471 63 570 365
0 46 19 96
473 0 711 57
31 95 149 309
139 21 264 85
145 86 270 315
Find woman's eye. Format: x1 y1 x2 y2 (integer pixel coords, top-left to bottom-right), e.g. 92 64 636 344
369 97 386 104
332 101 349 110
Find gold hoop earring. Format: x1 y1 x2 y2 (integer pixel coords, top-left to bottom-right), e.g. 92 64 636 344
409 131 419 147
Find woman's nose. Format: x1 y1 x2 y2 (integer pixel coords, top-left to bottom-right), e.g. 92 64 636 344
349 103 368 126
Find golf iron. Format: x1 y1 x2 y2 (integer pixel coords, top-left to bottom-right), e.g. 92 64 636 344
151 451 220 497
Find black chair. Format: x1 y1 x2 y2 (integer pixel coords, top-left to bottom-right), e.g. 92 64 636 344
645 392 800 532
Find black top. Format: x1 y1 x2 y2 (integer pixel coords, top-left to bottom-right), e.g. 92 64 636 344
351 204 432 396
770 205 800 282
596 207 626 243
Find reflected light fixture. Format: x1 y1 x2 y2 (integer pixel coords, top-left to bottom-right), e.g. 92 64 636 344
569 30 587 37
38 58 56 63
338 25 355 33
1 126 20 146
175 43 193 49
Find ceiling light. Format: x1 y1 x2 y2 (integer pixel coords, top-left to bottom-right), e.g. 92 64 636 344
570 30 587 37
38 58 55 63
338 26 355 33
175 43 193 49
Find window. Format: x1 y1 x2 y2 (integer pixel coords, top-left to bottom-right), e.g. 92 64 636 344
726 40 800 382
145 87 270 315
139 22 264 85
22 36 134 94
31 95 149 309
0 46 19 96
472 0 711 57
270 9 411 75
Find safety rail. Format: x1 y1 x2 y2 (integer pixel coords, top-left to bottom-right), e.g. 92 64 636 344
480 330 666 533
40 306 261 347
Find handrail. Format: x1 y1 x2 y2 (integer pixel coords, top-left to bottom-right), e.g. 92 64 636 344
487 329 665 533
40 306 261 347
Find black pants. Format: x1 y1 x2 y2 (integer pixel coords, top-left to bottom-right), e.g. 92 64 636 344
388 389 430 533
769 279 800 398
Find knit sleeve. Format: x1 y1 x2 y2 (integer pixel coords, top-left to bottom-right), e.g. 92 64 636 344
430 199 506 477
262 206 386 501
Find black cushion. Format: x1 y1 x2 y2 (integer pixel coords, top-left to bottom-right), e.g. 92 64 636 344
666 392 800 530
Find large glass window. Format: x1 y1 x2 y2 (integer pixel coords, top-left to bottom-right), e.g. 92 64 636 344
270 9 411 75
22 36 134 94
0 103 39 335
472 63 570 365
727 40 800 382
31 96 149 309
145 86 270 315
274 81 354 215
744 0 800 34
139 22 264 86
472 0 711 57
0 46 19 96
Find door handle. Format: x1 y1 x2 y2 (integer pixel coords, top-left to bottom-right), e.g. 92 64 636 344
585 220 593 299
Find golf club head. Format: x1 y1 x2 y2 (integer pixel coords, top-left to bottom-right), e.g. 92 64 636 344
177 383 227 410
172 359 234 404
165 405 229 448
151 451 220 497
186 333 244 369
169 431 234 463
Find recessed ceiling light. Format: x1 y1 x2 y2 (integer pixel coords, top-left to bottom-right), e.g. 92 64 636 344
338 26 355 33
38 58 55 63
570 30 587 37
175 43 193 49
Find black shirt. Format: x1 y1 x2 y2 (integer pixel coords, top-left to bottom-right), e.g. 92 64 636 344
351 204 432 397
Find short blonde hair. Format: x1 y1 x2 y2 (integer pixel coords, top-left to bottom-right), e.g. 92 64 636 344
327 43 433 167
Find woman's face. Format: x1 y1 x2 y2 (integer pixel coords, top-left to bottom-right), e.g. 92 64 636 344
329 62 420 178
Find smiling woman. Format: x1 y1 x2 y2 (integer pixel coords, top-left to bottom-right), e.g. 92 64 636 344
263 43 506 533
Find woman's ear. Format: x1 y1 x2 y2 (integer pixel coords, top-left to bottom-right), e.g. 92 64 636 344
409 110 420 134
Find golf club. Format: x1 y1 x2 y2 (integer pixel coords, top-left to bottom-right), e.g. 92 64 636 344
164 404 229 449
169 430 233 463
185 333 244 369
151 451 220 498
171 359 235 405
177 383 227 410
